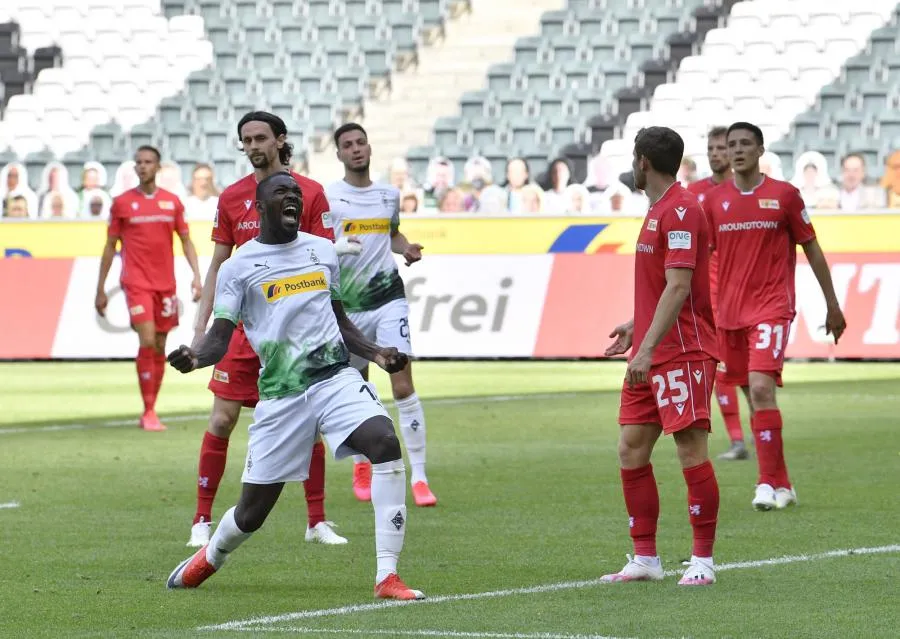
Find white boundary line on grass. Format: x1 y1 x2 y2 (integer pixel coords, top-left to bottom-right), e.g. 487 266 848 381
0 391 588 436
243 629 627 639
199 544 900 633
0 502 20 509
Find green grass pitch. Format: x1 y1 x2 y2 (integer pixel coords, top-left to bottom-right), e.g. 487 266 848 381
0 361 898 638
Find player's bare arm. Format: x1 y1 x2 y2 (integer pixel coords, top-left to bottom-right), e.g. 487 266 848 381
168 318 236 373
801 238 847 343
605 319 635 357
178 233 203 302
95 235 120 317
391 231 423 266
626 268 693 386
332 299 408 373
192 243 234 346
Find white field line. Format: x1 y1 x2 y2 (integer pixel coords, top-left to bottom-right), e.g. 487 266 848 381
200 544 900 633
0 391 589 436
242 629 629 639
0 502 20 509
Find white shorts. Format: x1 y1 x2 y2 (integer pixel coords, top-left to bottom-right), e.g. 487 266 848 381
346 298 412 370
241 367 391 484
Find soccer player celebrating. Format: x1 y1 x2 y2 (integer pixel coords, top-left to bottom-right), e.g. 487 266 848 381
186 111 346 548
326 123 436 508
602 127 720 586
687 126 747 461
703 122 846 511
166 173 425 601
95 146 202 432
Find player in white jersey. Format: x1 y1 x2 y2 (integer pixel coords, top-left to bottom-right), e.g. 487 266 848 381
327 123 437 508
165 173 425 600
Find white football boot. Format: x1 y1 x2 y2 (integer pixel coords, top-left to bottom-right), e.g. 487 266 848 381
187 519 211 548
305 521 349 545
678 557 716 586
600 555 665 583
774 487 798 509
752 483 777 511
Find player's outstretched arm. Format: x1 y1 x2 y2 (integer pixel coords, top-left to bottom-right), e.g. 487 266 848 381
605 319 635 357
801 238 847 343
179 234 203 302
390 231 423 266
192 243 234 347
331 300 409 373
168 318 236 373
95 236 119 317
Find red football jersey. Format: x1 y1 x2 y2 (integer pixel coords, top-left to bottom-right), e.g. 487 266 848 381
108 187 188 292
633 182 718 366
704 176 816 330
211 171 334 247
687 177 724 306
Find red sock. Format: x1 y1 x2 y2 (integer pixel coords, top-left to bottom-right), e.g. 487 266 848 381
716 382 744 442
752 409 787 487
195 431 230 525
621 464 659 557
683 460 719 558
136 346 157 412
152 351 166 402
304 441 327 528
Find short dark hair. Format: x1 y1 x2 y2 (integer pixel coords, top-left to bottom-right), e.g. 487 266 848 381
333 122 367 146
727 121 764 146
255 171 297 200
633 126 684 177
237 111 293 165
708 126 728 138
135 145 161 161
842 152 866 167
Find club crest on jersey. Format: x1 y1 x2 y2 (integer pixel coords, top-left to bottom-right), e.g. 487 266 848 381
343 218 390 235
262 271 328 302
675 206 687 220
647 218 658 231
758 199 780 209
307 248 319 264
159 200 175 210
244 199 253 211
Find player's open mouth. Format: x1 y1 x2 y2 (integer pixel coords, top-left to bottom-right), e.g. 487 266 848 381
281 202 299 224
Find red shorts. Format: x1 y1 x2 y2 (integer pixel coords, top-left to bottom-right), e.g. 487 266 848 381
717 320 790 387
208 326 260 407
123 286 179 333
619 357 716 435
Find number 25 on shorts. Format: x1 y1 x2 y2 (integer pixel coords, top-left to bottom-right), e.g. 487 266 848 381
651 368 689 408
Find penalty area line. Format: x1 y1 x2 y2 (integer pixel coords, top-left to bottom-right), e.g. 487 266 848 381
238 628 629 639
0 391 588 436
200 544 900 632
0 502 20 509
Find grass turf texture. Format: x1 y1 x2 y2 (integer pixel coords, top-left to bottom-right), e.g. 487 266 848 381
0 361 897 638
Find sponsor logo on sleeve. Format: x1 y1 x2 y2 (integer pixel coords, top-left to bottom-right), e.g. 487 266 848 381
261 271 328 302
667 230 692 250
321 210 332 228
758 199 780 209
647 218 658 231
801 208 811 224
213 207 219 228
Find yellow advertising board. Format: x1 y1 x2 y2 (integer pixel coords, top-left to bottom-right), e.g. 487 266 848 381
2 214 899 257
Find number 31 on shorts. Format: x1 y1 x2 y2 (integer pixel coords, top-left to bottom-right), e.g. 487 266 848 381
755 322 786 357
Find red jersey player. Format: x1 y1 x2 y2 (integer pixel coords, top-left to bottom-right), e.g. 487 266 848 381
602 127 720 587
687 126 747 461
703 122 846 512
95 145 202 431
186 112 345 548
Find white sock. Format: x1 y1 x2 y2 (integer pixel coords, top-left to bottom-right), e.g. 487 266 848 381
395 393 427 484
371 459 407 584
635 555 660 567
205 506 252 568
352 454 369 464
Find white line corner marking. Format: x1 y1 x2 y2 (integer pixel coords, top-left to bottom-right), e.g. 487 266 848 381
199 544 900 632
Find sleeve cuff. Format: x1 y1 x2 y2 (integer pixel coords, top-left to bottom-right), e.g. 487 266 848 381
213 309 239 323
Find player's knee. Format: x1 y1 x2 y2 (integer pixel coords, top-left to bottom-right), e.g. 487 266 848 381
673 426 709 468
361 420 402 464
208 410 238 438
748 381 775 408
617 436 651 468
390 372 414 400
233 504 267 533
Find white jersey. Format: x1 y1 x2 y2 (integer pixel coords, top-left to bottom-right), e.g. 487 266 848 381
326 180 405 313
213 234 349 400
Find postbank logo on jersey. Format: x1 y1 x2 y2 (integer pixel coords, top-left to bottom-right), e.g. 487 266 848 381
342 218 390 235
262 271 328 302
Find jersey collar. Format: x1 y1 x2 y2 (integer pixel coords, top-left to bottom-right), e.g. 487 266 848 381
732 175 766 195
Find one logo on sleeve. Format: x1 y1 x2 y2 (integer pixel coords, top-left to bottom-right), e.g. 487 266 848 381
667 231 692 250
